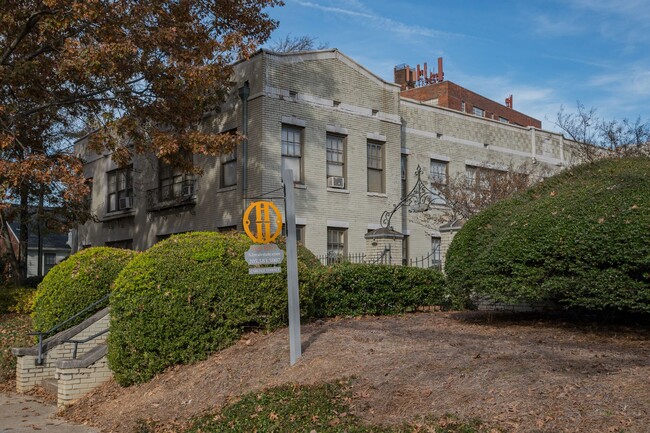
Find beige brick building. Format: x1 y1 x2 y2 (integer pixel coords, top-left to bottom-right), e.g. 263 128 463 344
73 49 577 265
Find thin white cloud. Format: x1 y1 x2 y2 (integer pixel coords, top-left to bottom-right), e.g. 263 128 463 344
588 67 650 96
533 0 650 47
533 15 585 37
291 0 470 40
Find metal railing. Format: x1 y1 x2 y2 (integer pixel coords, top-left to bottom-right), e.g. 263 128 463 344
29 294 110 366
66 328 110 359
409 250 442 270
369 246 392 265
146 179 196 211
317 249 441 270
317 252 367 266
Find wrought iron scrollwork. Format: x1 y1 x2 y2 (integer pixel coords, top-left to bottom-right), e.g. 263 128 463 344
379 165 443 230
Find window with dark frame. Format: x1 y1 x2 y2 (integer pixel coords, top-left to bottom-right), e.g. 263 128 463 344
220 129 237 188
281 125 303 182
431 237 441 266
326 133 345 185
107 165 133 212
296 225 306 245
105 239 133 250
44 253 57 274
429 159 448 205
367 140 384 193
159 157 194 201
221 149 237 188
327 227 346 263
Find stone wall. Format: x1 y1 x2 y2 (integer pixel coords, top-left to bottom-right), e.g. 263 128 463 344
12 308 109 393
56 345 111 408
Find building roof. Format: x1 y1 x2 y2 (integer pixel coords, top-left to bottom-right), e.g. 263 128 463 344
8 221 71 250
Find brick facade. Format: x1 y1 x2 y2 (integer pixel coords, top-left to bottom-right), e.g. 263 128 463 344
400 81 541 128
73 49 577 265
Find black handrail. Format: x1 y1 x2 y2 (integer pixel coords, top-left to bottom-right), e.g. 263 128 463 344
29 293 111 365
66 328 110 359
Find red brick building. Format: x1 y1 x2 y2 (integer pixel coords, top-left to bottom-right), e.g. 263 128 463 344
394 62 541 128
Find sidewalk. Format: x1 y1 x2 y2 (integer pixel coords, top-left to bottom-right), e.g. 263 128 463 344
0 391 100 433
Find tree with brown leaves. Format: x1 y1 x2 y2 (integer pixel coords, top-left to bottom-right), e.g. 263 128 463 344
1 0 282 281
419 162 547 227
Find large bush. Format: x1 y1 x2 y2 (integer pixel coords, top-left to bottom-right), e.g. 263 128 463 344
108 232 321 386
446 157 650 313
32 247 136 332
309 263 447 317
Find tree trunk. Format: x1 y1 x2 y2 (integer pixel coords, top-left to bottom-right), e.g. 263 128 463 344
0 209 21 285
19 187 30 281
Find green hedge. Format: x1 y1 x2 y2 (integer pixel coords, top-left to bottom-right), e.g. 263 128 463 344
108 232 321 386
309 263 447 317
0 287 36 314
446 157 650 313
31 247 136 332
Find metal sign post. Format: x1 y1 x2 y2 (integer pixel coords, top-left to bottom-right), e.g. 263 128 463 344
282 169 302 365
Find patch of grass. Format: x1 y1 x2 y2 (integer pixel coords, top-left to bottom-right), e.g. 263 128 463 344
0 313 32 384
184 381 499 433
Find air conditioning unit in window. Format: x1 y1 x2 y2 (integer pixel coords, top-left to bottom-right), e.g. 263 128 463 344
181 183 195 196
119 197 132 209
327 176 345 189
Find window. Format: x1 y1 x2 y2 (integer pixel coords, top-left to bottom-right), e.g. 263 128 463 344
499 116 509 123
327 228 346 263
431 237 442 268
281 125 303 182
44 253 56 274
220 129 237 188
296 225 306 245
107 166 133 212
221 149 237 187
430 159 448 205
84 178 93 210
326 134 345 187
159 160 194 201
472 106 485 117
466 165 507 188
367 140 384 193
105 239 133 250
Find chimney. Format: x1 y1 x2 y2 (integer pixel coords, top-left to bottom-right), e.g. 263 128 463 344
437 57 444 82
505 95 513 109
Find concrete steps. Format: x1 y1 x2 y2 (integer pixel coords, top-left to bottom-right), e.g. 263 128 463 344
41 378 57 396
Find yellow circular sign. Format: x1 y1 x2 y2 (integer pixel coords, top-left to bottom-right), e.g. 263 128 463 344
243 201 283 244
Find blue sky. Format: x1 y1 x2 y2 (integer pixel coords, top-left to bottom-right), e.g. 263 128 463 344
265 0 650 131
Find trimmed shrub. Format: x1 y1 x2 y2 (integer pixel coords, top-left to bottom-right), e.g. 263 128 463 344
446 157 650 313
108 232 321 386
31 247 136 332
309 263 447 317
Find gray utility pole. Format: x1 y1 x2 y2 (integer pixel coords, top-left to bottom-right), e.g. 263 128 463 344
282 169 302 365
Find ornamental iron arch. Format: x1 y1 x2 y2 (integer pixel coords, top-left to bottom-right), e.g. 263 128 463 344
379 165 443 230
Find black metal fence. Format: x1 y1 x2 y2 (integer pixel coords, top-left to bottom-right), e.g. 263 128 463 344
317 249 439 270
146 179 197 211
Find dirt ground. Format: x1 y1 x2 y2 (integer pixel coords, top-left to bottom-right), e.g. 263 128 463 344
63 311 650 433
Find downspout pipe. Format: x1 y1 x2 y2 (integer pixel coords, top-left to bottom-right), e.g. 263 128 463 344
238 81 250 198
